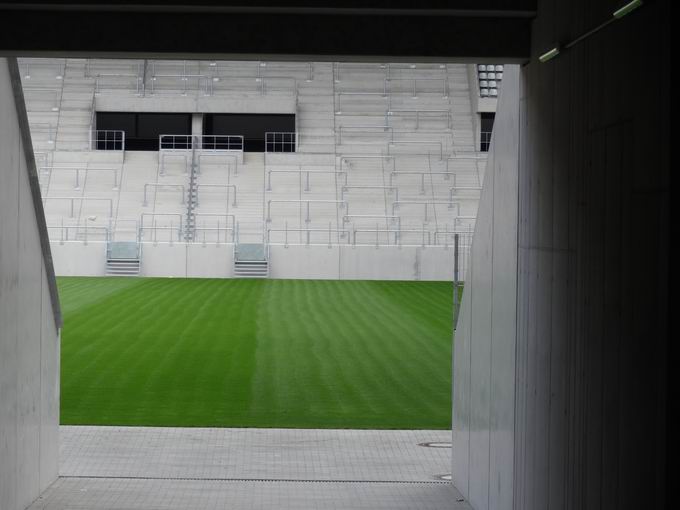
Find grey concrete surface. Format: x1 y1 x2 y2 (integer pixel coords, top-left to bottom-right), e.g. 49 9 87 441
59 426 452 482
28 478 470 510
451 65 519 510
452 1 669 509
25 426 470 510
0 57 60 510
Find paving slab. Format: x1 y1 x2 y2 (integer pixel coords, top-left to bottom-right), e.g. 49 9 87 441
26 426 471 510
60 426 453 482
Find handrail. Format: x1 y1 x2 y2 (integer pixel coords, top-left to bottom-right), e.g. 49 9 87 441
42 196 114 219
39 166 120 189
340 185 398 202
389 170 455 189
48 223 110 244
384 77 448 97
194 183 237 207
337 125 394 144
266 199 346 223
91 129 125 151
387 109 452 129
194 212 237 242
392 200 460 220
197 152 239 175
159 134 244 152
94 72 144 96
266 224 350 247
387 140 444 160
266 168 347 191
265 132 297 153
142 183 186 207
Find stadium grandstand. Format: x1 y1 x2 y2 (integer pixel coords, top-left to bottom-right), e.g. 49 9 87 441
20 57 499 280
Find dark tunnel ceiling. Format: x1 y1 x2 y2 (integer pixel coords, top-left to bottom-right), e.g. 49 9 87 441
0 1 535 61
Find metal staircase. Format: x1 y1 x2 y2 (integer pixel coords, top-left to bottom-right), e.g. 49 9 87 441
106 241 141 276
184 136 198 241
234 243 269 278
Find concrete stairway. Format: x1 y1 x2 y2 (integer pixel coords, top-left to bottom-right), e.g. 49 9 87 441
233 243 268 278
106 258 140 276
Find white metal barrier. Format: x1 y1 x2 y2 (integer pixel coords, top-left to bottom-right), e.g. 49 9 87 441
266 168 347 192
266 199 346 223
265 132 297 153
39 166 121 190
194 184 237 207
90 130 125 151
142 183 186 207
42 196 113 219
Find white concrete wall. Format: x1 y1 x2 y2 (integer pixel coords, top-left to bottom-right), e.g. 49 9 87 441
453 1 669 508
51 241 459 281
0 58 60 510
270 245 455 281
452 65 519 510
50 241 107 276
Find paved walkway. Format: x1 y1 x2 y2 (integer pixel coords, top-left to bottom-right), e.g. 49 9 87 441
28 426 471 510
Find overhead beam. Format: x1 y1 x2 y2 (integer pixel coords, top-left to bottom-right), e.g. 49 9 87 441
0 2 534 61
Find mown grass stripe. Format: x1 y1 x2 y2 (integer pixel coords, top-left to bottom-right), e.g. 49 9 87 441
58 277 453 429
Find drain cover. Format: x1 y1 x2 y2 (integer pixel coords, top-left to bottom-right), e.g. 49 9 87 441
435 473 452 481
418 441 452 448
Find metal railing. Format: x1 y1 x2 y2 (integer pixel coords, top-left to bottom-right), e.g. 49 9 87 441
387 109 452 130
384 77 448 97
194 184 237 207
19 58 65 81
158 135 194 151
42 196 113 219
389 171 456 191
142 183 186 207
86 59 144 79
39 166 121 190
266 199 346 223
337 125 394 145
192 213 237 243
94 73 144 96
392 200 461 221
481 130 492 152
387 140 444 160
159 134 244 151
265 132 297 153
150 74 211 96
91 130 125 151
197 152 239 176
266 222 350 247
334 62 449 82
138 213 184 243
266 168 347 192
339 154 395 171
27 123 56 146
199 135 245 151
340 185 398 202
209 76 297 96
22 88 61 112
48 223 110 244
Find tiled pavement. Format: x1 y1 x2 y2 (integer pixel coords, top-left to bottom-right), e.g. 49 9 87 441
27 426 471 510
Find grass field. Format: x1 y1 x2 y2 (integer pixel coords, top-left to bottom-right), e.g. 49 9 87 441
58 277 454 429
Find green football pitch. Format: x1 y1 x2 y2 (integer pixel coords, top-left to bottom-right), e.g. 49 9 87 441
58 277 454 429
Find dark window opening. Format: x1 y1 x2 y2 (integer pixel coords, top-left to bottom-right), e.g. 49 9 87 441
95 112 192 151
480 112 495 152
204 113 295 152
